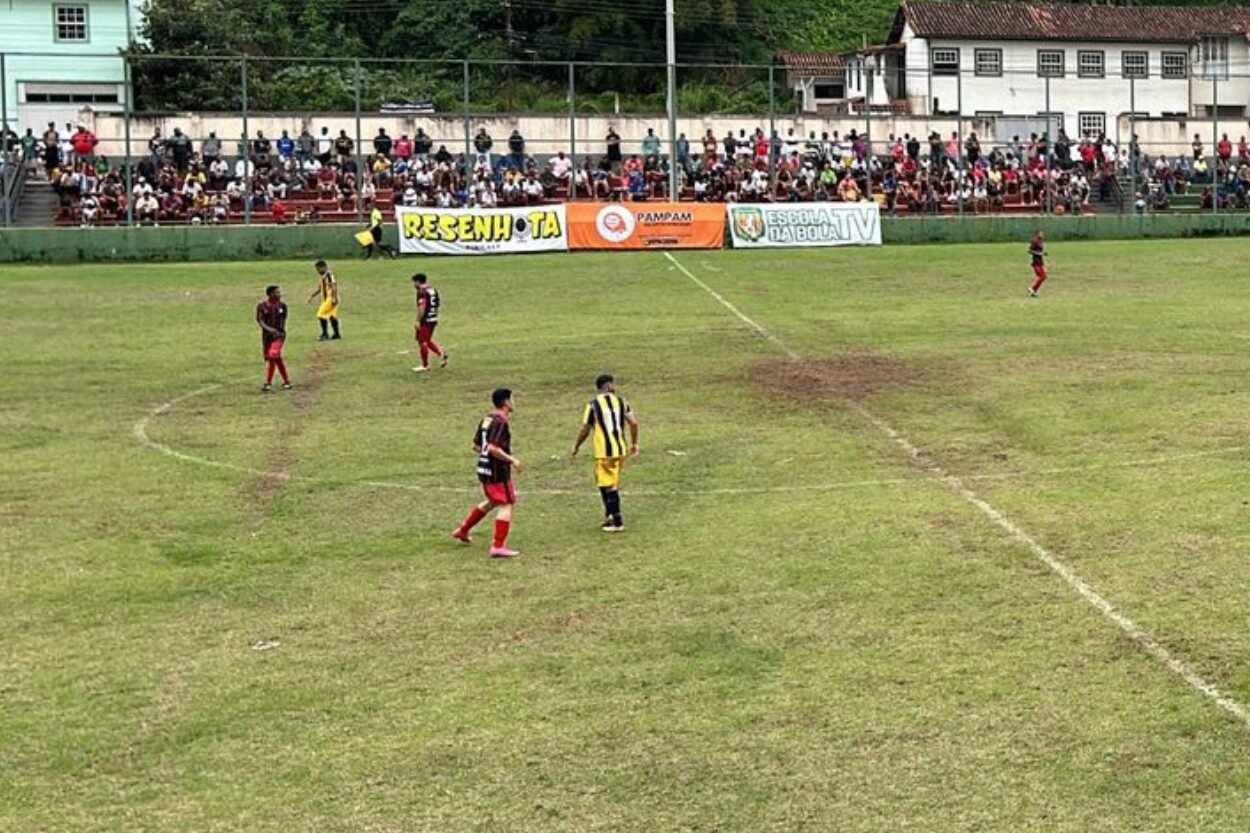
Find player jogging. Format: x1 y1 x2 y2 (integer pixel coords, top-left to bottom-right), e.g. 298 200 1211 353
256 285 291 392
1029 229 1048 297
453 388 523 558
306 259 341 341
364 206 397 259
571 374 640 532
411 272 448 372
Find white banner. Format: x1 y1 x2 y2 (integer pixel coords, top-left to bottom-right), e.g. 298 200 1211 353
728 203 882 248
396 205 569 255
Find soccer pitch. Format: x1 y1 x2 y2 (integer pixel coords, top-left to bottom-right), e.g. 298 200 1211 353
5 239 1250 831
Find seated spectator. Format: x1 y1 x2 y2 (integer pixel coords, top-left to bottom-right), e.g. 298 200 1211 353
270 198 287 223
136 192 159 224
211 193 230 224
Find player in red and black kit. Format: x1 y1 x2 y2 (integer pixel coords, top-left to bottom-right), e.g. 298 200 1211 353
411 272 449 373
256 284 292 392
453 388 522 558
1028 229 1048 297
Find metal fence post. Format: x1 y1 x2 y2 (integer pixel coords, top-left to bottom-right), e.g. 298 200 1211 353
568 62 576 198
768 63 777 199
354 58 363 224
1044 74 1052 215
956 66 963 216
241 57 250 225
1 52 9 229
462 60 472 180
1212 73 1219 216
1129 76 1136 214
124 54 134 226
865 66 873 170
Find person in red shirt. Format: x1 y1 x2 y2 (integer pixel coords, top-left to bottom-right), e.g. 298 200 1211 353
410 272 448 372
270 198 287 223
1028 230 1048 298
71 124 97 163
255 285 292 392
1218 133 1233 162
453 388 522 558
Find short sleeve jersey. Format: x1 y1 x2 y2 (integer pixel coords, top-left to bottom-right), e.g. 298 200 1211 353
418 286 441 324
257 299 287 343
582 393 632 459
319 272 336 301
1030 237 1045 266
474 412 512 483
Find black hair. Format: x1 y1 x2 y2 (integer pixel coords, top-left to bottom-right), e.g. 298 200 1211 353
314 259 327 268
412 272 428 284
492 388 512 408
266 285 280 297
595 374 614 390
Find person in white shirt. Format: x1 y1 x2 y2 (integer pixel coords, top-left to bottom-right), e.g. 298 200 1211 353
551 152 571 181
402 185 419 206
315 128 333 162
136 193 159 224
522 176 543 203
209 157 229 181
211 193 230 223
234 157 254 180
226 179 243 201
435 188 452 207
80 194 100 226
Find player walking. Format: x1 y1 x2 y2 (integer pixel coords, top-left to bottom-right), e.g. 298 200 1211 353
364 205 397 259
256 285 291 392
411 272 448 372
453 388 522 558
1029 229 1048 297
571 374 640 532
306 259 341 341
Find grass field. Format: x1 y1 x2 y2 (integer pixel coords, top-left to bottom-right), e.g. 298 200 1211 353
5 239 1250 832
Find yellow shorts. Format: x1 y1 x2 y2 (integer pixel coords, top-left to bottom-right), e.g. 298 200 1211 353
316 300 339 319
595 457 624 490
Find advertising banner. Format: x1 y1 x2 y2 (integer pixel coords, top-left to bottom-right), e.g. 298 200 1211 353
396 205 569 255
567 202 725 250
727 203 882 248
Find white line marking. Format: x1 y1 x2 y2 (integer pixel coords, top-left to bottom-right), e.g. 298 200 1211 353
663 250 1250 729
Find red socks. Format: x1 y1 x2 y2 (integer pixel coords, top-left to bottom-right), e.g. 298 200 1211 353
275 359 290 383
418 343 430 367
493 519 510 548
265 361 276 383
459 506 487 535
1031 267 1048 292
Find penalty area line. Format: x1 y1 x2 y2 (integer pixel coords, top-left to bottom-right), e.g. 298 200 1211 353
663 250 1250 730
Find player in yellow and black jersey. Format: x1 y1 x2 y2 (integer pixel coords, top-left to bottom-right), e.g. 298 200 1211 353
571 374 640 532
306 259 341 340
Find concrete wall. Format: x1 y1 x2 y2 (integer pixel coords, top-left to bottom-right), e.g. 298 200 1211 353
3 213 1250 264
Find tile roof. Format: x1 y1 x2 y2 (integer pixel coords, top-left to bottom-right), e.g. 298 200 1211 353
776 51 849 71
896 1 1250 44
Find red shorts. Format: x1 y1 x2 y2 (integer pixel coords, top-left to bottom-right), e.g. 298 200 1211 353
1032 263 1047 279
481 481 516 505
265 339 284 360
416 322 438 343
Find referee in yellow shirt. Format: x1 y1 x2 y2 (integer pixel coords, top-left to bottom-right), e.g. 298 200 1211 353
571 374 640 532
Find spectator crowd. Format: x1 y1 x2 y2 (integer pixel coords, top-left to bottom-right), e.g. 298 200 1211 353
7 117 1250 225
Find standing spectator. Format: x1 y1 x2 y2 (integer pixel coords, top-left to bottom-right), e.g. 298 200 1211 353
252 130 272 170
1218 132 1232 163
676 132 691 173
702 129 717 164
71 123 97 164
170 127 191 172
964 132 981 166
334 130 353 162
148 127 164 169
507 129 524 165
20 128 37 175
296 128 314 164
276 130 295 161
642 128 660 160
394 133 412 161
606 127 622 167
414 127 432 162
474 127 492 167
316 127 333 164
373 127 393 158
202 131 222 163
1193 133 1204 160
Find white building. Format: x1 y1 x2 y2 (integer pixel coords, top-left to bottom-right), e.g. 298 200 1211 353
789 1 1250 140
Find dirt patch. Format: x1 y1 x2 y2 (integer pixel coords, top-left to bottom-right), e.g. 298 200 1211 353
243 347 333 505
748 351 950 405
293 347 333 410
248 445 296 503
742 284 769 297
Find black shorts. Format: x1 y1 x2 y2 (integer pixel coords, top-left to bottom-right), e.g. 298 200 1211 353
370 226 382 243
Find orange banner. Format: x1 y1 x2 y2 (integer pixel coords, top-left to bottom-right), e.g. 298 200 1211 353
567 202 725 250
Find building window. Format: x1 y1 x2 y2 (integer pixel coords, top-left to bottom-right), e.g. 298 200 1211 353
931 48 960 76
1078 51 1105 78
1202 36 1229 79
1162 51 1188 79
1078 112 1106 138
1121 51 1148 79
53 5 89 42
813 83 844 99
1037 49 1065 78
974 49 1002 77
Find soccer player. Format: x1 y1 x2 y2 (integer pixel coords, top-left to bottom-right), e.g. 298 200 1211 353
256 285 291 392
306 259 341 341
571 374 640 532
453 388 522 557
411 272 448 372
364 205 397 259
1029 229 1048 297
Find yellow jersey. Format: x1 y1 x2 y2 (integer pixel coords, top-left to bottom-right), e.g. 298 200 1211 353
370 208 383 229
582 393 632 459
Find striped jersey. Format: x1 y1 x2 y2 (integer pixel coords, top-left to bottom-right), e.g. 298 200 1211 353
474 411 512 483
1029 236 1044 265
418 285 440 324
319 271 337 300
582 393 632 459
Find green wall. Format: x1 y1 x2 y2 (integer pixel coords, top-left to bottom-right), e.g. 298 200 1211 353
2 214 1249 263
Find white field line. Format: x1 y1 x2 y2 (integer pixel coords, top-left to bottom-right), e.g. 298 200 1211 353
663 250 1250 729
